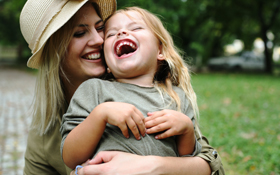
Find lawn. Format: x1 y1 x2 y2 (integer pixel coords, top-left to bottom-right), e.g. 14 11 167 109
192 73 280 175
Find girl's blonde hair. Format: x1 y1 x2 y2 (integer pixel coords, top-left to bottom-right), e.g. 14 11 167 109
115 7 200 125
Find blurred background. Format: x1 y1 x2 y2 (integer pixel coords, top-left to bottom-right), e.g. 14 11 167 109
0 0 279 175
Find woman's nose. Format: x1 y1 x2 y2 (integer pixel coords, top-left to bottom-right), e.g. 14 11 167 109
88 29 104 46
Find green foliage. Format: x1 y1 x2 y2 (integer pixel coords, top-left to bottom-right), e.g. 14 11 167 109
192 73 280 174
1 0 279 70
117 0 280 73
0 0 30 62
0 0 26 45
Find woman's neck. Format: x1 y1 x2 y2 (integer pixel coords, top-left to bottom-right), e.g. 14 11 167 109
61 78 81 104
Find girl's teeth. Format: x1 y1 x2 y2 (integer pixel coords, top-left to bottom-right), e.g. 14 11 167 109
116 41 136 51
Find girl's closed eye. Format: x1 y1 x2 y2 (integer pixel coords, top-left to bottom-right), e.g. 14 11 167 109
132 27 142 31
106 32 116 38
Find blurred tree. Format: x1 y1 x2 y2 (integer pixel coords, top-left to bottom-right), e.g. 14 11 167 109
0 0 29 63
1 0 278 71
212 0 280 73
256 0 280 73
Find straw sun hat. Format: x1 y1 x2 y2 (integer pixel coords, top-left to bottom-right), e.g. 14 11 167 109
20 0 116 69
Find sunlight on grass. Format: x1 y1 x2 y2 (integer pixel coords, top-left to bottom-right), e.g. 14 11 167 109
192 73 280 175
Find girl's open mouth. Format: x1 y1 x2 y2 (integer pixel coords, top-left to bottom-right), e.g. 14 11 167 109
114 39 138 58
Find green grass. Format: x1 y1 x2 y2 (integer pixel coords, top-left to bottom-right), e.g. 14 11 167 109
192 73 280 175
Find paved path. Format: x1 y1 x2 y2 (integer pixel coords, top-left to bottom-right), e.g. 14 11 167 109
0 65 36 175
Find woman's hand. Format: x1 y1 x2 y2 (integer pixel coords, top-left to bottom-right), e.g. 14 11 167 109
74 151 211 175
145 109 193 139
74 151 160 175
100 102 146 140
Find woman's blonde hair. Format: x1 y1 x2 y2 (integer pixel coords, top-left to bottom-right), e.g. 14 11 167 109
30 3 105 135
30 9 80 135
115 7 200 125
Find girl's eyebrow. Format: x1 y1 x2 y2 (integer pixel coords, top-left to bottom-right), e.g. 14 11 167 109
106 21 139 32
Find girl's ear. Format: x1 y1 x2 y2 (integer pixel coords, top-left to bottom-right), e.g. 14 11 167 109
107 67 111 73
157 45 164 60
157 54 164 60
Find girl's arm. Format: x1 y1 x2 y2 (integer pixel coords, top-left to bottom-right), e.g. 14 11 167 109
63 102 146 169
62 104 106 169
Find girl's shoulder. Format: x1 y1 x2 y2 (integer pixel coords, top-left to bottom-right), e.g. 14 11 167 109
81 78 113 87
172 85 185 94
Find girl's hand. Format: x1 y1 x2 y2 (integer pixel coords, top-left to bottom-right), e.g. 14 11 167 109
100 102 146 140
145 109 193 139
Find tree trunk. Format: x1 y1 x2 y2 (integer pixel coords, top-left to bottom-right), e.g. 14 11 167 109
260 27 273 74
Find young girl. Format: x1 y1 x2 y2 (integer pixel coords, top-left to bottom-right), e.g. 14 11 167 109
61 6 201 170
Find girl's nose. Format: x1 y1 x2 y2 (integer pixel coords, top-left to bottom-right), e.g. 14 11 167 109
117 29 128 37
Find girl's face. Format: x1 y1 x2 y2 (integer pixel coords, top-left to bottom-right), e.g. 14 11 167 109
63 3 106 85
104 11 163 86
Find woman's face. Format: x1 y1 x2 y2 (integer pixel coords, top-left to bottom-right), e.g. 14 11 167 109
63 2 106 85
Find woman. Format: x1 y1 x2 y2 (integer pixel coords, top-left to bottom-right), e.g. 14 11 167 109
20 0 224 175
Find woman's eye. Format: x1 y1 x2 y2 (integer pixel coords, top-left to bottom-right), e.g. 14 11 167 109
73 31 85 38
96 25 105 32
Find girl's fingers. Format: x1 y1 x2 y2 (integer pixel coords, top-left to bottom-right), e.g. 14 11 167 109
118 111 146 139
146 122 169 134
145 110 166 122
133 113 146 137
155 128 174 139
118 122 130 138
126 117 141 140
145 115 166 128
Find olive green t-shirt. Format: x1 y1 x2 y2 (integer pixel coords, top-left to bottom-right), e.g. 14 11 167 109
24 122 72 175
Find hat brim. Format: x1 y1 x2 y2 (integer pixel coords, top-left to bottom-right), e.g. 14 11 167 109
27 0 116 69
